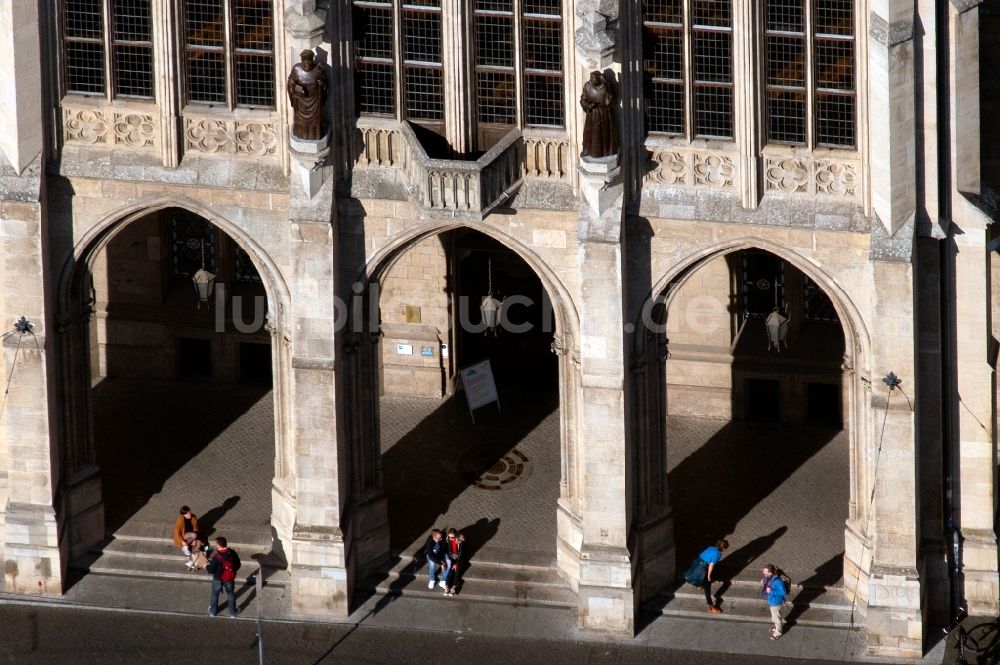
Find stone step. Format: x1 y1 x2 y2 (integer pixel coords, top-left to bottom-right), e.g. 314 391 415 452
70 535 288 586
358 555 576 608
648 581 862 629
392 545 557 572
110 521 274 549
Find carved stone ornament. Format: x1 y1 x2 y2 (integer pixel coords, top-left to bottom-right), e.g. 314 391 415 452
692 153 735 188
185 118 230 153
765 157 809 193
235 121 278 156
815 160 858 197
64 109 109 145
113 112 156 148
649 150 686 185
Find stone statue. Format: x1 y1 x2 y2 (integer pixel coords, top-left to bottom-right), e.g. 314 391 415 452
286 50 327 141
580 71 619 159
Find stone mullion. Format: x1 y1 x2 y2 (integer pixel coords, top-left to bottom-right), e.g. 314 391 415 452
733 0 759 208
442 0 471 153
153 0 179 166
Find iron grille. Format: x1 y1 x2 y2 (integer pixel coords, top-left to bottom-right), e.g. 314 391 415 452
232 0 274 107
111 0 154 98
184 0 225 103
523 10 563 128
692 7 733 139
354 0 395 116
765 2 806 146
804 276 839 323
404 67 444 120
525 74 563 127
356 64 395 115
235 246 262 284
171 211 216 277
474 4 515 126
814 0 855 147
402 1 444 120
477 71 517 125
64 0 105 94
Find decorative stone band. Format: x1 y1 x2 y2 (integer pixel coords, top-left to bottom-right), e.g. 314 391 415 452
183 113 279 157
63 104 158 149
644 142 738 190
522 130 571 181
764 153 861 201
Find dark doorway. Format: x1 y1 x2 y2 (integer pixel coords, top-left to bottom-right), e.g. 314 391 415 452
239 342 273 385
807 382 841 428
178 338 211 379
745 378 780 422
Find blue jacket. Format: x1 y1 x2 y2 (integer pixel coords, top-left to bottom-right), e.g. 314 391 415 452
763 575 787 607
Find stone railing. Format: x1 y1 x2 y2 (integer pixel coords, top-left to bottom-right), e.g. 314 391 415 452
522 129 572 181
395 122 524 214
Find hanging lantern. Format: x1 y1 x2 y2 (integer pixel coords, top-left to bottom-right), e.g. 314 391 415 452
191 240 216 309
480 257 502 336
765 308 789 352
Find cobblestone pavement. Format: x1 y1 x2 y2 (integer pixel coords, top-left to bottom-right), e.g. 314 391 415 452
94 379 848 586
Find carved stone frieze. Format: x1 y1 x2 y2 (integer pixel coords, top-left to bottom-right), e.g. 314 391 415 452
815 160 859 197
63 105 161 150
523 135 570 180
183 115 280 157
765 157 809 193
356 124 399 167
692 153 735 188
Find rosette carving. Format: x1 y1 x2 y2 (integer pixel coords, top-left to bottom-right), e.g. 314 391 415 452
235 121 278 156
185 118 230 153
692 153 735 188
765 157 809 193
815 161 858 197
648 150 686 185
113 112 156 147
64 109 109 145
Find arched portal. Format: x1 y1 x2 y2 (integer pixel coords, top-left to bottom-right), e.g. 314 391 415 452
631 239 874 617
343 222 585 599
55 201 294 574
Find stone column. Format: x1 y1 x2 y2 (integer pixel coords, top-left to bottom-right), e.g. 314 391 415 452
947 1 999 617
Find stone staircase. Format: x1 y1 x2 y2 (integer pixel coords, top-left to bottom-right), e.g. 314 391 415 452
356 545 576 608
646 579 863 630
69 523 288 587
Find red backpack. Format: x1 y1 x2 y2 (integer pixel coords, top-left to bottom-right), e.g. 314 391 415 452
215 553 236 582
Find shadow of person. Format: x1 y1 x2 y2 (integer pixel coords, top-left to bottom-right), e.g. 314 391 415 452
714 526 788 601
452 517 501 593
198 496 241 539
783 552 843 631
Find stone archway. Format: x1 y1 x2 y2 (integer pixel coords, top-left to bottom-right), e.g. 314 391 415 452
53 198 295 566
630 238 875 613
341 222 587 597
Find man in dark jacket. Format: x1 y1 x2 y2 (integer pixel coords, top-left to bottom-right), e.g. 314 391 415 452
206 536 241 617
424 529 447 590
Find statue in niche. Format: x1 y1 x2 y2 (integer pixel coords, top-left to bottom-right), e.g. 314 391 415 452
286 50 327 141
580 71 619 159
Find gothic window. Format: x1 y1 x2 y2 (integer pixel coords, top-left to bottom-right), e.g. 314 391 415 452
741 251 785 317
61 0 154 99
353 0 565 148
171 211 216 277
642 0 734 139
181 0 275 109
235 247 263 284
764 0 856 147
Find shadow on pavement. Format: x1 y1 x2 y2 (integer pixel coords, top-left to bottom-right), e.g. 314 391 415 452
668 421 841 578
93 378 270 535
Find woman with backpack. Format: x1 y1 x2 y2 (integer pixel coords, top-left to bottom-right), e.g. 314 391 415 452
681 539 729 613
761 563 789 639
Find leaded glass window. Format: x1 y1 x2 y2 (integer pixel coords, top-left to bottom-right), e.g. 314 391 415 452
764 0 856 148
182 0 275 109
642 0 733 139
171 211 216 277
62 0 154 99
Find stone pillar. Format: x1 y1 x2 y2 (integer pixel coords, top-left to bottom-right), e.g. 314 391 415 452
947 1 1000 617
865 261 924 659
286 169 353 617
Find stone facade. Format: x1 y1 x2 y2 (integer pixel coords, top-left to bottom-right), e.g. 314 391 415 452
0 0 997 660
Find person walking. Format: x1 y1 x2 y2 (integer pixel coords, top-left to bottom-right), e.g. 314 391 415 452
206 536 241 618
682 539 729 614
424 529 447 590
172 506 203 570
442 529 464 596
761 563 789 639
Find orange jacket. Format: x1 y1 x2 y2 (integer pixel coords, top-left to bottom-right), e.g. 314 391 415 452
172 514 199 546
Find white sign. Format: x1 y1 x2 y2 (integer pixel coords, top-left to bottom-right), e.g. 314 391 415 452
459 359 500 414
396 343 413 355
